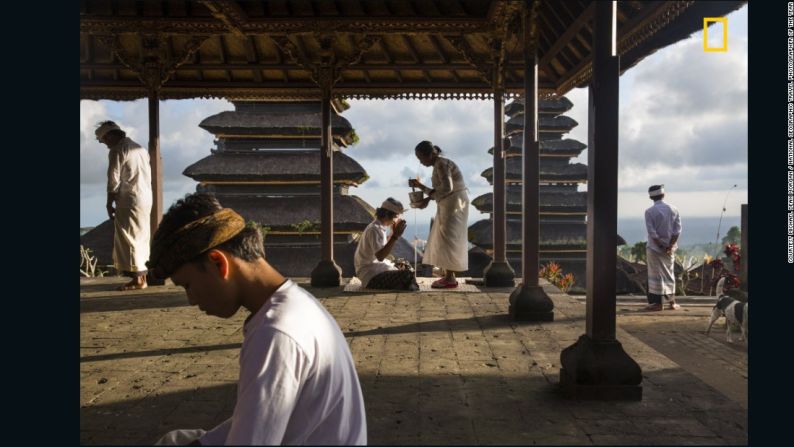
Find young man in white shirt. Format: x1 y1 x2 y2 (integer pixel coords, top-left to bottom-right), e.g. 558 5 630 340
147 193 367 445
354 198 418 290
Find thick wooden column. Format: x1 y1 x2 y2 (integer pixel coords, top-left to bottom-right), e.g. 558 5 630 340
559 1 642 401
148 90 163 237
508 0 553 320
311 66 342 287
484 88 516 286
145 89 165 285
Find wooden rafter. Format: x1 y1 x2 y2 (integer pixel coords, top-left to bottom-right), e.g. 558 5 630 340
443 34 491 85
199 0 247 38
400 34 431 83
538 3 593 82
246 36 263 82
428 34 460 83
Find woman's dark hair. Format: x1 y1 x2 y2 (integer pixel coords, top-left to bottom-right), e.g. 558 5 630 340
375 207 398 220
157 193 266 266
96 120 126 140
415 140 442 156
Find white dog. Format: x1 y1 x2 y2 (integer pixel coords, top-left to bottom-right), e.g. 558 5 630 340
705 278 748 343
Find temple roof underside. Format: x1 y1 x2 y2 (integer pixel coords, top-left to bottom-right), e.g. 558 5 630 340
80 0 745 101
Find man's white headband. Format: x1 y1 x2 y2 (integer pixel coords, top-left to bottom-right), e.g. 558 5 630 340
95 122 122 141
649 186 665 197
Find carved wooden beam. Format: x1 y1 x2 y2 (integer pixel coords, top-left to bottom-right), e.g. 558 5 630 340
270 35 314 72
94 34 144 80
443 34 492 85
488 1 520 90
81 17 493 35
95 33 208 91
332 34 381 84
198 0 247 38
160 35 209 86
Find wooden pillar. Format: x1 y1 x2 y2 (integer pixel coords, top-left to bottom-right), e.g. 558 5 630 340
148 90 163 237
493 90 507 263
311 64 342 287
484 88 516 286
740 204 748 292
508 0 554 320
145 89 166 285
559 1 642 400
320 87 334 262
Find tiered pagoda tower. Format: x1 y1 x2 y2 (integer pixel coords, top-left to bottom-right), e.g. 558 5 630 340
185 100 415 277
467 96 589 291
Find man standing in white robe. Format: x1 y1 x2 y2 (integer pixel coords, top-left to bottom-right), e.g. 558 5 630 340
96 121 152 290
643 184 682 311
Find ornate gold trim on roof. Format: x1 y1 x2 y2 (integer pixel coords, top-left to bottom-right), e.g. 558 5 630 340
80 17 495 36
80 87 537 101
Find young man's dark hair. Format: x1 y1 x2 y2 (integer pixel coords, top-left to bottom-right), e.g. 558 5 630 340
155 193 265 268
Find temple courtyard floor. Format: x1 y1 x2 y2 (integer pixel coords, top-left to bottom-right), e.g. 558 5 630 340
80 277 747 445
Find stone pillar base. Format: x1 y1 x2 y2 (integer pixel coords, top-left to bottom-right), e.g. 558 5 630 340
559 335 643 401
310 260 342 287
509 284 554 321
483 261 516 287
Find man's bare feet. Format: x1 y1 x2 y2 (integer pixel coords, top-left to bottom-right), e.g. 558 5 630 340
118 275 147 291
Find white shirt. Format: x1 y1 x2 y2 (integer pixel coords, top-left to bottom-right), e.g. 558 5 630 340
107 137 152 209
354 220 397 287
199 280 367 445
644 200 682 254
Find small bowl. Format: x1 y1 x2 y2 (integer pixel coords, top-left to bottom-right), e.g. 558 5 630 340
409 191 424 207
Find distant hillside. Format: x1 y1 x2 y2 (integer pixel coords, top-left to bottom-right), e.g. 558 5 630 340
618 216 741 246
80 227 94 236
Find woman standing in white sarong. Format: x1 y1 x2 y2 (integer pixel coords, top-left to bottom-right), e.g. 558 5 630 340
409 141 469 289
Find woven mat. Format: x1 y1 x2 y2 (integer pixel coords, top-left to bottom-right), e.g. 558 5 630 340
343 276 482 293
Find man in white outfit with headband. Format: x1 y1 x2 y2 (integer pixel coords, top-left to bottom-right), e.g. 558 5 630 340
95 120 152 291
643 184 683 311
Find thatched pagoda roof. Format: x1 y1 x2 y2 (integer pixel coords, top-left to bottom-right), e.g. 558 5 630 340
481 158 588 184
80 220 116 267
183 150 368 184
471 190 586 214
505 114 577 135
80 1 746 101
469 219 625 250
200 102 354 146
504 96 573 117
217 194 373 232
468 219 586 250
488 135 586 158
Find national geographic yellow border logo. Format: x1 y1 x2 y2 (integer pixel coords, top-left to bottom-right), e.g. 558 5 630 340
703 17 728 52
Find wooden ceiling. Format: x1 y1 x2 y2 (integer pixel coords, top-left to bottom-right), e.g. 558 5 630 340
80 0 745 101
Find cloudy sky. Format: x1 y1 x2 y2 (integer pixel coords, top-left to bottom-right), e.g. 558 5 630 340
80 5 747 232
